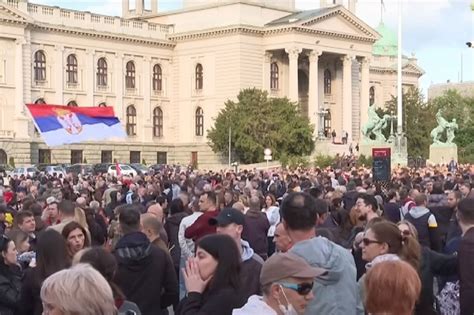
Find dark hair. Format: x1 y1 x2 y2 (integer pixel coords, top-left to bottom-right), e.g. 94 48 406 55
0 235 11 253
458 198 474 225
15 210 34 226
58 200 75 216
359 194 378 212
264 193 276 207
202 191 217 206
7 229 28 249
196 234 241 292
80 247 125 300
169 198 185 215
414 193 427 206
307 187 323 199
387 189 398 201
30 203 43 217
281 192 317 231
369 221 421 270
34 230 71 286
432 182 444 194
314 198 329 216
117 204 141 234
61 221 90 248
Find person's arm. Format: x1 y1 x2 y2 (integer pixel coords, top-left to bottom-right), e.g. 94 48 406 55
0 276 20 309
178 220 194 259
17 270 34 315
160 251 179 309
427 248 458 276
428 214 442 252
185 214 207 240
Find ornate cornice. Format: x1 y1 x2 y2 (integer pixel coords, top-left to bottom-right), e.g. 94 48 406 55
32 23 176 48
265 26 377 43
370 66 423 77
168 25 263 41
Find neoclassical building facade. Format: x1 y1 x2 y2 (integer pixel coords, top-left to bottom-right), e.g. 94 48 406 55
0 0 423 167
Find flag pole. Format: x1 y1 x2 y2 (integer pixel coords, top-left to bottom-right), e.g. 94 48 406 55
397 0 403 137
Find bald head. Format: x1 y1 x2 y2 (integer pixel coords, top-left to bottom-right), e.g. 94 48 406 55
249 196 261 211
75 197 86 208
147 203 164 222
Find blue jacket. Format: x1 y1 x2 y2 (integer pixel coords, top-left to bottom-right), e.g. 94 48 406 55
291 236 361 315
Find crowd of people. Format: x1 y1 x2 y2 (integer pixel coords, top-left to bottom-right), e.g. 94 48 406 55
0 162 472 315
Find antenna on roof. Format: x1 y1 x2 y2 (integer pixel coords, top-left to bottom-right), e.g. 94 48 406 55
381 0 385 23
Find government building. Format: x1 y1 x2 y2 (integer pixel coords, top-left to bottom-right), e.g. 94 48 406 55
0 0 424 167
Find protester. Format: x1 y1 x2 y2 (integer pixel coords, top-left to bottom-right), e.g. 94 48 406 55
364 260 421 315
177 234 243 315
456 198 474 315
280 192 359 315
141 213 169 253
262 193 280 257
383 189 401 223
61 221 90 260
79 247 141 314
0 235 21 315
14 210 37 248
114 204 178 315
233 252 325 315
404 193 441 251
165 198 188 276
40 263 117 315
185 191 219 241
19 229 71 315
242 196 270 260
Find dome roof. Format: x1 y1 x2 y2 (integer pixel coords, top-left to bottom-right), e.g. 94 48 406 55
373 22 398 56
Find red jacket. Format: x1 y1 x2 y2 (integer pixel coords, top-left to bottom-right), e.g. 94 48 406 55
185 209 219 241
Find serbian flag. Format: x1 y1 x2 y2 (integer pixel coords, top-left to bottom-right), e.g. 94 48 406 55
26 104 126 147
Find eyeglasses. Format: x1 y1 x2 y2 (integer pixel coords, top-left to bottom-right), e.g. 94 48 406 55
278 282 314 296
361 238 383 246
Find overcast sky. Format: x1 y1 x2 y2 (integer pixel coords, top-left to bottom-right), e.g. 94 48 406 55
34 0 474 96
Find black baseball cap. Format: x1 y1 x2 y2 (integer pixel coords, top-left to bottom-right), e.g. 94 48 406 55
209 208 245 227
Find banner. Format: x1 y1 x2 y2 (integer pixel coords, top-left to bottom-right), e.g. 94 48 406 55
26 104 126 147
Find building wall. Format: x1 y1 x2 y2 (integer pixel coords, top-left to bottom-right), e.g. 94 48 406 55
428 81 474 99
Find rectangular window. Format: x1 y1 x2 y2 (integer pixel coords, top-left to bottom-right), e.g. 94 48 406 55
101 150 112 163
191 151 198 168
157 151 167 164
71 150 83 164
38 149 51 164
130 151 141 164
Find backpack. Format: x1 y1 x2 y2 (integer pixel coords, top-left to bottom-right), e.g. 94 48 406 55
436 281 460 315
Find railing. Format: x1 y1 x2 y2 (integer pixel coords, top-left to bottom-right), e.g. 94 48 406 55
25 3 174 39
6 0 18 8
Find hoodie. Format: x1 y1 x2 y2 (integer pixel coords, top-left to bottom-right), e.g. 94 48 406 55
240 240 263 303
290 236 361 315
114 232 178 315
232 295 277 315
405 206 441 251
164 212 188 269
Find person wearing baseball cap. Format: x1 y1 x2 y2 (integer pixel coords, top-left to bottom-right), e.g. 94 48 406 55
209 208 264 301
232 252 325 315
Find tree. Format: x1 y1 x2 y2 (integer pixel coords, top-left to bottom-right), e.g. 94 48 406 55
383 88 436 159
207 88 315 164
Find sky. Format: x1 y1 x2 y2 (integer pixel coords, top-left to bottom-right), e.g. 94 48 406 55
33 0 474 97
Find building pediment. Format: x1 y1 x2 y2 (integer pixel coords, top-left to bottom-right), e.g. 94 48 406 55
266 5 379 43
0 3 33 25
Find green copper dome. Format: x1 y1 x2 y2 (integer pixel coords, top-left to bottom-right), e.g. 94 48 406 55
373 22 398 56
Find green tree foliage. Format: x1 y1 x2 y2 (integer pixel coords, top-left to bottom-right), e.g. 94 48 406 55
207 88 315 164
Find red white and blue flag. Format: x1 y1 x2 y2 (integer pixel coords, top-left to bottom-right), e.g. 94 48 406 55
26 104 126 147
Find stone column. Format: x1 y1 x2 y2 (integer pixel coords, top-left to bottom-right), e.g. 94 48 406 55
151 0 158 13
263 52 272 92
122 0 129 17
14 39 24 116
136 0 144 15
115 53 124 120
308 50 322 137
360 57 370 137
55 45 64 104
342 55 353 142
285 47 301 103
86 49 95 107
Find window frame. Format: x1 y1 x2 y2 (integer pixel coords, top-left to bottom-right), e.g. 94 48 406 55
195 63 203 90
97 57 108 87
34 50 47 81
125 61 136 89
126 105 137 136
66 54 78 84
152 64 163 92
270 62 279 90
324 69 332 95
153 107 163 138
195 107 204 136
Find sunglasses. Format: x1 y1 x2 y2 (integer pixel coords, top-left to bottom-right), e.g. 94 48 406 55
278 282 314 296
362 238 383 246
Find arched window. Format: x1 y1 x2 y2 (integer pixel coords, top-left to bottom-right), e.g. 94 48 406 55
270 62 279 90
324 69 332 95
34 98 46 104
369 86 375 106
97 58 108 87
195 107 204 136
98 102 107 107
34 50 46 81
125 61 135 89
67 100 78 107
153 107 163 137
195 63 203 90
152 64 162 91
66 54 78 84
126 105 137 136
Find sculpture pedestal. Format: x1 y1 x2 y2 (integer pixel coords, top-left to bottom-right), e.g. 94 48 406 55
359 141 391 158
429 144 458 165
359 138 408 167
